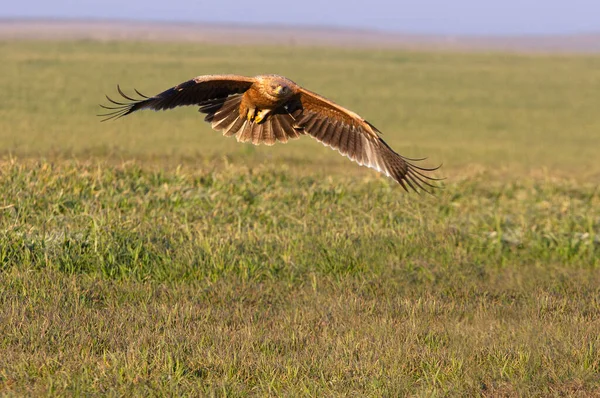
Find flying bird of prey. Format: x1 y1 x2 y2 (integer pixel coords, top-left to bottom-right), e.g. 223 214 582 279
99 74 441 193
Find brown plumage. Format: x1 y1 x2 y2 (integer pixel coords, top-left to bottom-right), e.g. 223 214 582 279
99 74 441 193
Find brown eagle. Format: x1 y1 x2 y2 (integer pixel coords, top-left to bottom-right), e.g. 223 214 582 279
99 74 441 193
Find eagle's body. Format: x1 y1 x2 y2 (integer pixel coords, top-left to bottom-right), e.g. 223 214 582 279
100 74 440 193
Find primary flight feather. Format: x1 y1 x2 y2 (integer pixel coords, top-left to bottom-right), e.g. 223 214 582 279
99 74 441 193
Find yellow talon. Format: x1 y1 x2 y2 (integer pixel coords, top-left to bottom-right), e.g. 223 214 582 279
246 107 256 122
254 109 269 124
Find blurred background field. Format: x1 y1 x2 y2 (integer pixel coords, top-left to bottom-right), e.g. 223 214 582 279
1 37 599 396
2 40 600 174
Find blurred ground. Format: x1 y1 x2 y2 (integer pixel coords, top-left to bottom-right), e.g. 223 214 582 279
2 19 600 53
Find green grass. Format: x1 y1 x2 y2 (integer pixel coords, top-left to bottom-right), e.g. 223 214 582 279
0 40 599 396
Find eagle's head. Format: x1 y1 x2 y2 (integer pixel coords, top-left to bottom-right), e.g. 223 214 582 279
256 75 295 100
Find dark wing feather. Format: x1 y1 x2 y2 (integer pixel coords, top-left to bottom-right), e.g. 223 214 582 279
98 74 254 121
294 87 442 193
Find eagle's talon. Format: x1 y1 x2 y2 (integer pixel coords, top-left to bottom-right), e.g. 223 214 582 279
254 109 270 124
246 107 256 122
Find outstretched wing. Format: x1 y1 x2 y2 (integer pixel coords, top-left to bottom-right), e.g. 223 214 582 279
98 74 255 121
293 87 441 193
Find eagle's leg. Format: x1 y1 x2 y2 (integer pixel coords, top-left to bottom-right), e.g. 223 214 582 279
245 107 271 124
254 109 271 124
246 106 256 122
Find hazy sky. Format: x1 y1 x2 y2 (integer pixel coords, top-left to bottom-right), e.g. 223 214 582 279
2 0 598 35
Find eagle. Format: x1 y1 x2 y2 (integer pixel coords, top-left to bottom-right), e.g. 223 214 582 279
99 74 441 193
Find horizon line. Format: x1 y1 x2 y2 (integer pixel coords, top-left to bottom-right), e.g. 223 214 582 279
2 16 600 39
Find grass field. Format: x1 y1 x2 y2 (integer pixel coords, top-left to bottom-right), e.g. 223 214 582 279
1 40 600 396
